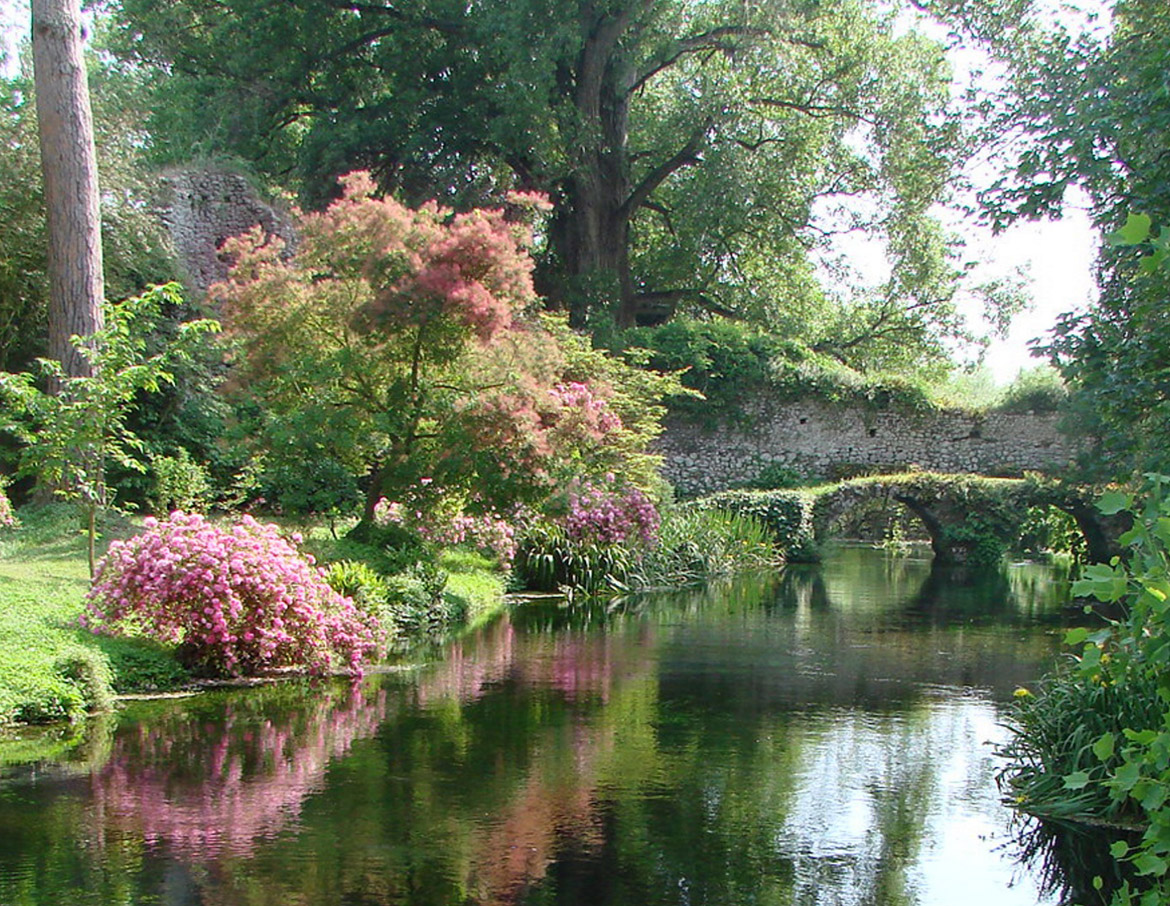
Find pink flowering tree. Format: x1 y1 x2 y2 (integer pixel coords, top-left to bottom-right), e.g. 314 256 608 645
84 512 377 676
212 174 675 529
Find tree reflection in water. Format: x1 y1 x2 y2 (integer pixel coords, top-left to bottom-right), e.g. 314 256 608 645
0 549 1083 906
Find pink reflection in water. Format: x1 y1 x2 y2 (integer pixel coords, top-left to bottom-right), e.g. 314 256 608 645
89 685 390 857
418 617 654 707
86 612 654 886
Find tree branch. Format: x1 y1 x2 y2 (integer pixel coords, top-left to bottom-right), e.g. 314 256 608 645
619 118 713 219
633 288 740 320
310 0 463 35
628 26 769 95
641 199 678 238
750 97 878 126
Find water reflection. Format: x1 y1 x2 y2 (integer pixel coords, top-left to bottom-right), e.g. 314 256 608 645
0 549 1075 906
90 684 391 856
1010 816 1141 906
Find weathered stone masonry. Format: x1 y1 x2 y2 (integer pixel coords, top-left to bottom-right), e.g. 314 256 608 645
656 400 1078 497
159 167 296 294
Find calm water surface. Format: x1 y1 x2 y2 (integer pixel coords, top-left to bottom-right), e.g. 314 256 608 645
0 547 1079 905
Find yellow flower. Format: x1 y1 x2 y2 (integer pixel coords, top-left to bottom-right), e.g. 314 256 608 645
1013 687 1032 698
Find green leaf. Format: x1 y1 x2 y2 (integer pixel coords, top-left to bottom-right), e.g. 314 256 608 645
1141 783 1168 812
1098 490 1134 515
1133 852 1168 877
1108 212 1152 247
1072 563 1129 602
1111 840 1130 859
1065 626 1089 646
1113 760 1143 793
1093 732 1116 762
1064 771 1091 790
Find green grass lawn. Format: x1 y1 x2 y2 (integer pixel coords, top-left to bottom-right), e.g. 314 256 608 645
0 506 186 725
440 548 508 626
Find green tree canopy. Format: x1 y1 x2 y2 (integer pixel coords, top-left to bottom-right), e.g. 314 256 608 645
980 0 1170 479
110 0 990 366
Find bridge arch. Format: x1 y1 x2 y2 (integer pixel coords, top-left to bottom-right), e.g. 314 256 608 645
809 474 1120 565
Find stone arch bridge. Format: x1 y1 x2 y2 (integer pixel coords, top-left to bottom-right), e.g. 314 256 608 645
700 472 1124 565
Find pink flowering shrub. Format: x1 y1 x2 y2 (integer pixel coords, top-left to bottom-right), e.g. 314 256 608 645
374 493 521 566
424 512 520 565
84 512 377 676
565 479 659 547
0 485 16 528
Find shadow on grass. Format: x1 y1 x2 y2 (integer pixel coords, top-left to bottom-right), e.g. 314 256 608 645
70 629 191 695
0 503 140 565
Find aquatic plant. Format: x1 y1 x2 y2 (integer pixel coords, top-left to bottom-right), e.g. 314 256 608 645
632 508 779 588
1001 476 1170 905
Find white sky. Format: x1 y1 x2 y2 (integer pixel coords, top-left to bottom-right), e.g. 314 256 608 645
0 1 23 76
1 0 1105 381
958 193 1098 379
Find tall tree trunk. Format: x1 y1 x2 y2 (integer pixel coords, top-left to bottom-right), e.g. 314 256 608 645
32 0 104 381
555 5 638 329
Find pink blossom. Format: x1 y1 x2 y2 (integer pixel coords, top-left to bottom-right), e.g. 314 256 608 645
564 482 659 547
85 512 377 677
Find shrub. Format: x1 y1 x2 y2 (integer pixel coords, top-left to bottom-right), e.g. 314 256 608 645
53 647 116 716
383 563 462 638
996 366 1069 414
565 480 659 547
150 448 212 514
0 483 16 528
85 512 377 676
4 646 117 725
325 558 464 643
694 488 819 561
98 637 192 693
745 462 806 491
622 317 938 425
259 444 363 520
374 496 521 567
619 318 794 421
325 558 397 648
325 559 390 611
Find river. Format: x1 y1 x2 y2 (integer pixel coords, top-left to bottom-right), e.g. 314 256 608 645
0 546 1086 905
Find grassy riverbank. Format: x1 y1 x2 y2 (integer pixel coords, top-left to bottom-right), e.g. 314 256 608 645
0 506 177 724
0 506 508 727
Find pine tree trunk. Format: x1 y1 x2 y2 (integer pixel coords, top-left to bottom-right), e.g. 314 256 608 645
32 0 104 381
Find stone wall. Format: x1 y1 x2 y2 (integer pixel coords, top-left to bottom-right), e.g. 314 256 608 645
656 400 1078 497
159 167 296 293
